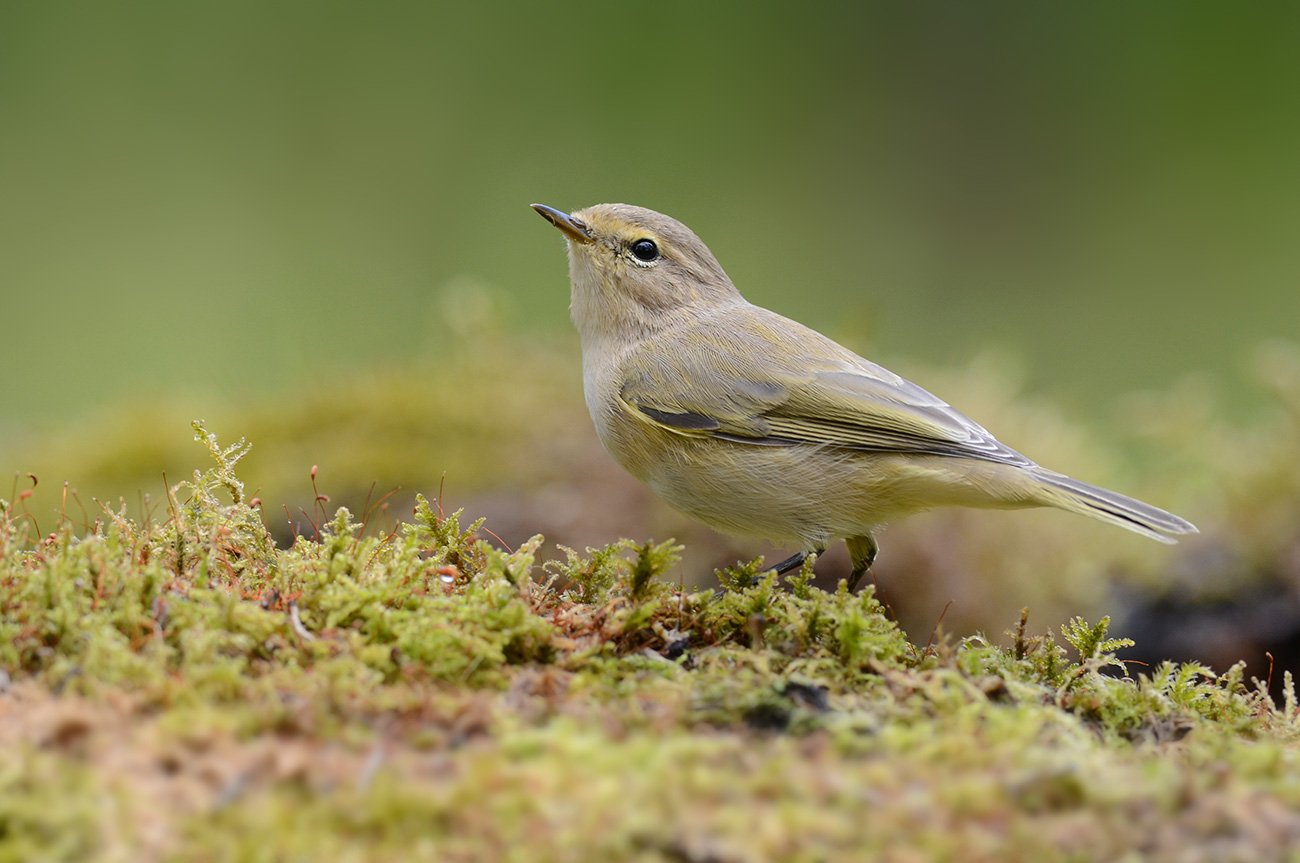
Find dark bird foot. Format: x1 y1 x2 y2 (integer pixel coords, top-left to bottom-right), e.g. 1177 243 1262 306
845 535 878 592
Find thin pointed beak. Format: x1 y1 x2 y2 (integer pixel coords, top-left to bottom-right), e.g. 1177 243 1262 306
531 203 594 244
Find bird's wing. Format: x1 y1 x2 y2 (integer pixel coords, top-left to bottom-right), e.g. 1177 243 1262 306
617 308 1035 468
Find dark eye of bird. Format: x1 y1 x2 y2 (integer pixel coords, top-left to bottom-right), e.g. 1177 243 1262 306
630 239 660 262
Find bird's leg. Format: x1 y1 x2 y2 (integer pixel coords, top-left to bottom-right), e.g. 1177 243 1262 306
845 534 878 592
770 551 809 576
740 547 824 588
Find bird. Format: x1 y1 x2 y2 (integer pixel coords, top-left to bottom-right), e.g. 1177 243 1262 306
531 202 1197 590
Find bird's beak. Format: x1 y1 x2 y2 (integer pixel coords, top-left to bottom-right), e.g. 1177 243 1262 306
531 203 594 244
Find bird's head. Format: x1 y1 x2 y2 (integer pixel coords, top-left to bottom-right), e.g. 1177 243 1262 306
532 203 741 340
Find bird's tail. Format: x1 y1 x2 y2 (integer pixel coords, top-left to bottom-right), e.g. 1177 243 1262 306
1031 470 1198 544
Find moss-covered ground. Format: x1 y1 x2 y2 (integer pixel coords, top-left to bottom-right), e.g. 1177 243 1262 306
2 423 1299 862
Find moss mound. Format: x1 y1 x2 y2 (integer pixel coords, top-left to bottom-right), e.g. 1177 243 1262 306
2 424 1298 862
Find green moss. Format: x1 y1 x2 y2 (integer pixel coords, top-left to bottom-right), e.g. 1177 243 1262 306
2 425 1299 861
0 751 103 863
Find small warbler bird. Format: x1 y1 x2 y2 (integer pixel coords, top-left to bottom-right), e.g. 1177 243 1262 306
532 202 1196 589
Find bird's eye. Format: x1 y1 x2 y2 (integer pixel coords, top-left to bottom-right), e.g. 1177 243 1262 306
630 239 660 263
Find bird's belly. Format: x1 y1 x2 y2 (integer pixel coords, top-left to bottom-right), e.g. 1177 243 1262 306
642 442 855 545
595 412 1032 546
597 420 881 543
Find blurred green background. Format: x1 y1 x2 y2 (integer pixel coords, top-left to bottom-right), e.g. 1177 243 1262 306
3 2 1296 428
3 3 1300 665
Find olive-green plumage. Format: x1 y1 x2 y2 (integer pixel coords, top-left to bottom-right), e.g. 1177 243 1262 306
532 202 1196 587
